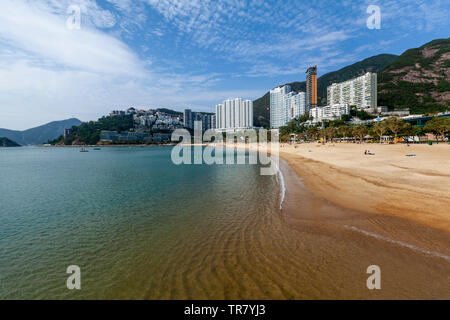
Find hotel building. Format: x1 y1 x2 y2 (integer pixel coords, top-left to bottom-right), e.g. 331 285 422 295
306 66 318 109
215 98 253 131
327 72 377 109
270 85 307 128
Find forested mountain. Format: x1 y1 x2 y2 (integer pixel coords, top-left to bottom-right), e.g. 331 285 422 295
378 38 450 114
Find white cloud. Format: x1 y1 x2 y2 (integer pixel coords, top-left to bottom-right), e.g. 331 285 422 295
0 0 142 76
35 0 118 28
0 55 258 129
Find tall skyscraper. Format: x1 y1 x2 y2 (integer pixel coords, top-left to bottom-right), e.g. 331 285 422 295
327 72 377 109
306 66 318 109
270 85 307 128
215 98 253 131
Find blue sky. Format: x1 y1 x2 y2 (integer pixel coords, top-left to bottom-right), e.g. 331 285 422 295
0 0 449 129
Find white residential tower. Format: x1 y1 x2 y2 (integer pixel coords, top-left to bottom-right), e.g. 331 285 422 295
327 72 377 109
215 98 253 131
270 85 307 128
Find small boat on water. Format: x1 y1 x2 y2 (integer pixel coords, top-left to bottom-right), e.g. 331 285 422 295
80 147 89 152
93 148 101 150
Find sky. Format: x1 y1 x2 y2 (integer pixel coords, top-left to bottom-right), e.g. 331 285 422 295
0 0 449 130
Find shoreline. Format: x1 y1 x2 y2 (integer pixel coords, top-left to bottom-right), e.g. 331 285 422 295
39 144 177 147
217 140 450 234
38 143 209 148
35 141 450 235
28 141 450 236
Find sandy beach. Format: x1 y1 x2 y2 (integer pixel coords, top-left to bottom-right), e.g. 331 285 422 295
278 143 450 232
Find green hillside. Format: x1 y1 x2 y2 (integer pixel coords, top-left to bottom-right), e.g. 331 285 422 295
52 115 135 145
378 38 450 114
253 54 398 127
0 137 21 147
317 54 399 104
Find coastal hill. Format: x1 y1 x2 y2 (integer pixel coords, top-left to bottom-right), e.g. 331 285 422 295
0 118 82 145
52 115 135 145
253 38 450 127
0 137 21 147
253 54 398 127
378 38 450 114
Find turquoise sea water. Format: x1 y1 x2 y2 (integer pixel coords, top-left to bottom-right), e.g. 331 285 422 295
0 146 280 299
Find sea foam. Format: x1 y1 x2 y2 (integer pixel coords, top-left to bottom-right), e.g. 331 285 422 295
271 157 286 210
344 225 450 263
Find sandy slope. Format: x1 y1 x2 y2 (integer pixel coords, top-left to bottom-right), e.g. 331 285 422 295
278 143 450 232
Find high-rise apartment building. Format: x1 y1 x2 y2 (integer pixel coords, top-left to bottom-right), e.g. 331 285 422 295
306 66 318 109
270 85 307 128
327 72 377 109
199 113 213 131
215 98 253 131
183 109 193 129
288 91 307 119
